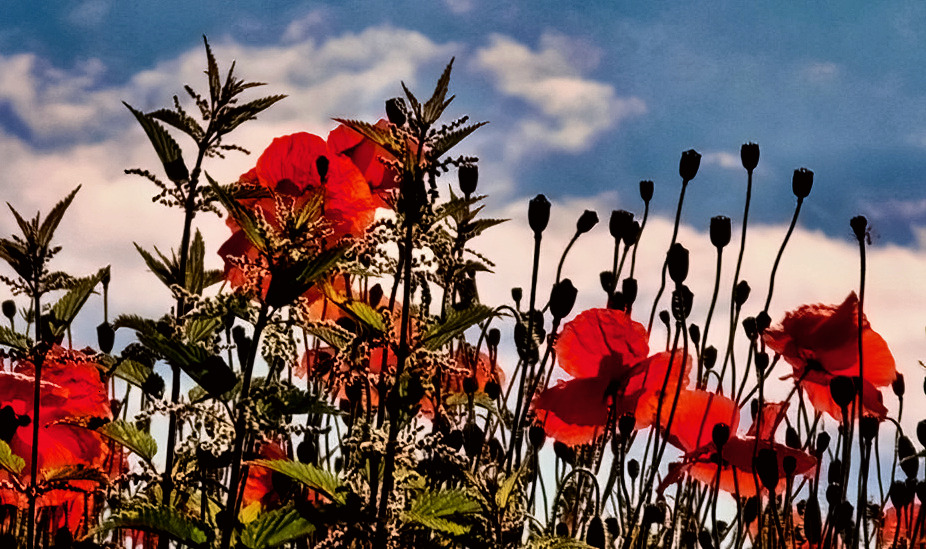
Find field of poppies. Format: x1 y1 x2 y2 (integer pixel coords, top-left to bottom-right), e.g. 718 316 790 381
0 40 921 549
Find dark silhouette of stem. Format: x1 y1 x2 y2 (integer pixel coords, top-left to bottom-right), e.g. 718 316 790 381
647 180 689 334
763 198 804 314
700 248 723 386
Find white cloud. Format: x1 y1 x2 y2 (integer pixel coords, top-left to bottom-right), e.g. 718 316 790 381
702 151 741 170
800 61 840 84
443 0 475 15
473 32 646 158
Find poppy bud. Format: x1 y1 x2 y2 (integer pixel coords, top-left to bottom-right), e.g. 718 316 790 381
623 221 641 247
368 284 384 308
555 523 569 538
619 414 636 440
528 425 546 449
667 243 689 284
609 209 634 241
458 164 478 195
743 496 759 525
1 300 14 320
689 324 700 346
586 516 606 549
712 423 730 448
576 209 599 234
659 310 671 329
702 346 717 370
709 216 731 249
462 423 484 458
741 142 760 172
755 448 779 491
639 180 654 203
679 149 702 181
486 328 501 348
484 380 501 400
297 437 318 464
697 530 714 549
549 279 578 320
828 459 843 486
733 280 750 307
642 503 665 525
816 432 831 456
783 455 797 477
829 376 856 409
511 287 523 306
462 376 478 395
825 484 842 507
742 317 758 341
553 441 575 467
445 429 464 451
97 322 115 354
671 285 693 321
754 351 769 374
599 271 616 294
792 168 814 199
621 278 638 306
804 496 822 544
899 436 919 479
786 426 800 449
892 372 905 397
861 416 879 443
528 194 551 235
385 97 407 126
755 311 771 333
315 155 329 182
850 215 868 243
627 458 639 479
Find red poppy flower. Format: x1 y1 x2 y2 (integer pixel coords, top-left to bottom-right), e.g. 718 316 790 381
243 441 289 512
0 346 112 533
660 393 815 496
764 292 897 420
218 132 378 294
880 504 925 547
532 308 690 445
328 120 401 207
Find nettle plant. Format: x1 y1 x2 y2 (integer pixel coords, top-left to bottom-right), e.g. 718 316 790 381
0 37 921 549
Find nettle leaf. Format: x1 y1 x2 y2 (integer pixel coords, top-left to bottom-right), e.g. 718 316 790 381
240 506 315 549
97 419 158 463
421 304 495 351
41 465 108 486
219 95 287 135
48 267 107 338
124 102 188 183
249 459 345 505
148 108 204 140
0 440 24 475
331 118 400 155
0 325 31 351
114 358 156 392
135 243 179 288
343 301 386 334
465 217 507 239
429 121 488 160
37 186 80 250
264 244 349 309
422 58 455 124
204 36 221 106
403 488 480 536
208 174 268 252
185 230 207 295
0 238 33 282
303 323 354 352
95 504 209 548
496 460 529 510
185 316 222 345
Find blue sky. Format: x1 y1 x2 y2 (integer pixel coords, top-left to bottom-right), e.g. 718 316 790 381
4 1 926 243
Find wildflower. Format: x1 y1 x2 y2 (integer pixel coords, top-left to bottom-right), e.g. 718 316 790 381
327 120 402 207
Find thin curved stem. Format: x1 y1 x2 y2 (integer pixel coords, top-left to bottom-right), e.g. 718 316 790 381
647 180 689 334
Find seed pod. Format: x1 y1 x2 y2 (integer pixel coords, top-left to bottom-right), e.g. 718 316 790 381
549 279 578 320
829 376 856 410
487 328 501 348
861 416 879 443
679 149 702 181
667 243 689 284
609 209 634 241
622 278 638 305
528 195 551 235
671 285 693 321
710 216 731 248
1 300 15 320
850 215 868 243
741 142 760 172
639 180 654 203
792 168 814 199
97 322 115 354
385 97 407 126
458 164 478 195
702 346 717 370
511 287 523 305
755 448 779 492
315 155 329 182
576 210 599 234
733 280 750 307
600 271 616 294
528 425 546 449
755 311 771 333
627 459 640 479
816 432 831 455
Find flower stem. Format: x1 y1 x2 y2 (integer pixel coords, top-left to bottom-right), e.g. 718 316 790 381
647 180 688 334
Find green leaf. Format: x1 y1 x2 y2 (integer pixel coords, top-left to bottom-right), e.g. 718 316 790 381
429 121 488 160
148 108 204 140
208 174 268 252
185 316 222 344
135 243 179 288
249 459 345 505
185 230 206 295
422 58 455 124
303 323 354 352
465 217 507 239
0 324 31 351
402 81 422 120
94 504 209 548
496 460 528 510
41 465 108 486
0 238 32 282
203 36 221 107
0 440 24 475
526 536 594 549
403 488 480 536
421 304 495 351
344 301 386 334
113 358 159 395
265 244 349 309
331 118 400 155
97 419 158 463
219 95 288 135
124 102 188 182
37 186 80 250
240 506 315 549
48 267 107 338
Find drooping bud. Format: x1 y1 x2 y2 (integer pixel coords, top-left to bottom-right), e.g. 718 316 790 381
639 180 654 203
816 432 831 456
689 324 701 347
733 280 750 307
622 278 638 306
893 373 905 397
712 423 730 448
659 310 671 329
553 441 575 467
609 209 634 241
97 322 115 354
829 376 856 410
755 448 779 491
710 216 731 249
850 215 868 243
1 300 14 320
487 328 501 348
667 243 689 284
458 164 478 195
576 210 599 234
549 279 578 320
702 346 717 370
528 425 546 449
627 458 640 479
462 422 484 458
528 194 551 235
742 317 758 341
679 149 702 182
898 436 919 479
741 142 760 172
315 155 329 182
754 351 769 374
756 311 771 333
792 168 814 199
385 97 407 126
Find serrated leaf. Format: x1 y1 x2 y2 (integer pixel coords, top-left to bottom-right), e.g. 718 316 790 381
135 243 179 288
208 174 268 252
41 465 108 486
304 323 354 351
496 460 528 510
203 36 220 107
94 504 209 548
422 58 455 124
465 217 507 239
402 81 422 119
185 316 222 344
429 121 488 160
344 301 386 334
421 304 495 351
219 95 288 135
403 488 480 536
186 230 207 295
0 238 32 281
97 419 158 463
37 186 80 250
114 358 154 390
148 108 204 140
264 244 348 309
526 536 594 549
0 325 31 351
249 459 345 504
124 102 187 182
331 118 399 154
240 506 315 548
0 440 24 475
48 267 107 338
